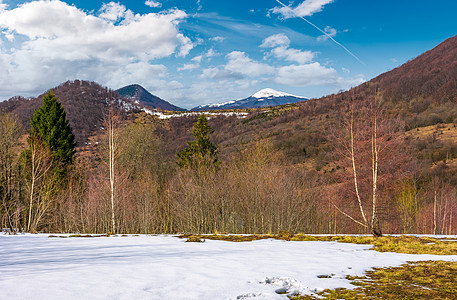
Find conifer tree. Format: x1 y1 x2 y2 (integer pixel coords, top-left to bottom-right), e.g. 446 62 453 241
177 115 218 168
29 92 76 166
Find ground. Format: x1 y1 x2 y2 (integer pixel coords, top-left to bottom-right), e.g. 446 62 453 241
0 234 456 299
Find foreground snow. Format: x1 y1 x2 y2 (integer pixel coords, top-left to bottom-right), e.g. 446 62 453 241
0 234 456 299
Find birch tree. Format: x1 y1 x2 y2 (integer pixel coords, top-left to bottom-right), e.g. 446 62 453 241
101 103 122 234
24 135 54 232
332 91 401 236
0 113 22 231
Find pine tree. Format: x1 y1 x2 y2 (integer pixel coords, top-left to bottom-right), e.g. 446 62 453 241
177 115 218 168
29 92 76 166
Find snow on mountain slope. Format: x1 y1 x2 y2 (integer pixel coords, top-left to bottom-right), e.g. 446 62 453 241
193 88 308 111
251 88 300 99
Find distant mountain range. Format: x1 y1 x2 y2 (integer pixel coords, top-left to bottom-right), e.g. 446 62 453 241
192 88 308 111
116 84 184 111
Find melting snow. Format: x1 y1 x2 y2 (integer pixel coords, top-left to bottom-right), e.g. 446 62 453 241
142 108 248 119
0 234 456 299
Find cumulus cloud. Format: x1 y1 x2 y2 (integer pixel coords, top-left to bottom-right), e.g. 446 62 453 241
205 48 218 58
272 0 334 19
99 2 129 22
178 63 199 71
0 0 192 98
260 33 290 48
276 63 364 89
145 0 162 8
225 51 275 77
270 47 314 64
177 55 203 71
261 34 314 64
276 63 337 86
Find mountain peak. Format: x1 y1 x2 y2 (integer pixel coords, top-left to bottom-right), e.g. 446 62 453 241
252 88 297 99
116 84 184 111
192 88 308 111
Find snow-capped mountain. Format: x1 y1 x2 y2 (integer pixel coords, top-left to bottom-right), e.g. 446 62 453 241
192 88 308 111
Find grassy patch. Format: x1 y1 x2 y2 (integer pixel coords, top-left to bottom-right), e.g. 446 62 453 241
290 261 457 300
178 233 289 242
185 236 205 243
48 233 118 238
293 235 457 255
178 233 457 255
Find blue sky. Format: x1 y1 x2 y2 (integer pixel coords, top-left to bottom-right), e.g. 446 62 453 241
0 0 456 108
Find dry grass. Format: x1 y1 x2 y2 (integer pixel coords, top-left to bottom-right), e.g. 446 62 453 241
406 123 457 143
178 234 457 255
291 261 457 300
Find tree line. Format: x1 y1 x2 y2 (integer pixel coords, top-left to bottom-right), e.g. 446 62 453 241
1 92 456 236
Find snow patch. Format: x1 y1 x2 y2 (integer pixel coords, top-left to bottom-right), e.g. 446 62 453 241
197 100 237 109
251 88 305 99
143 108 248 119
1 235 456 299
261 277 317 296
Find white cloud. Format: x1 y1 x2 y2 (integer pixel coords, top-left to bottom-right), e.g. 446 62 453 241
201 68 219 79
276 63 337 86
225 51 275 77
178 63 199 71
0 1 192 98
270 47 314 64
317 26 337 41
177 56 202 71
105 62 169 87
275 63 365 89
261 34 314 64
200 67 244 81
205 48 218 58
272 0 334 19
192 55 203 63
145 0 162 8
99 2 128 22
210 36 225 42
260 33 290 48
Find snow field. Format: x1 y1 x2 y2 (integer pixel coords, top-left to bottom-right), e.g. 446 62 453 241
0 234 456 299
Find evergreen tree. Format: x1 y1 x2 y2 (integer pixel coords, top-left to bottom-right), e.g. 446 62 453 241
177 115 218 168
29 92 76 166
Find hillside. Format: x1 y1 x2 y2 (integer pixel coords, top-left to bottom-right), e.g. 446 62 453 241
116 84 184 111
161 35 457 168
0 80 137 146
373 35 457 102
2 35 457 164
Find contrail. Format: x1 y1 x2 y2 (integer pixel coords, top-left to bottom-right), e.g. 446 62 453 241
274 0 363 64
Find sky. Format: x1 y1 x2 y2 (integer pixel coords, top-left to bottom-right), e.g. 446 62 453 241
0 0 456 109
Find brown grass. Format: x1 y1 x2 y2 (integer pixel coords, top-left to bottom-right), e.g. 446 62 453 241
291 261 457 299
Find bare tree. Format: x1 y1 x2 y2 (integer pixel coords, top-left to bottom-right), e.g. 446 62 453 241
332 90 402 236
25 135 54 232
99 98 123 234
0 113 23 231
